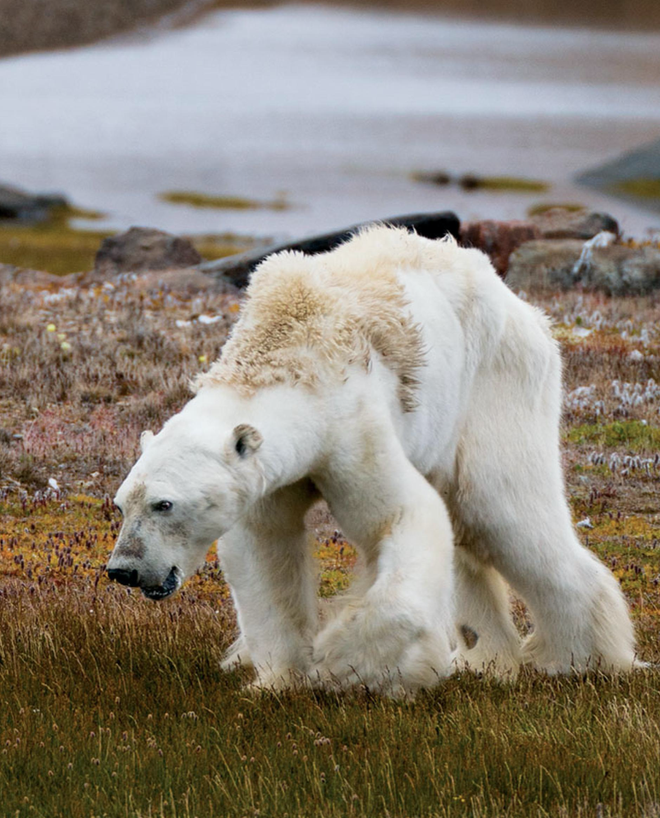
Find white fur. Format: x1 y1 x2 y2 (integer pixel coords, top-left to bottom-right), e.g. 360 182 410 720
108 227 638 695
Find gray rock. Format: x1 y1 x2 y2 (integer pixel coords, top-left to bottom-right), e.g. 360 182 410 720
506 239 660 295
0 183 67 223
94 227 202 276
530 207 619 240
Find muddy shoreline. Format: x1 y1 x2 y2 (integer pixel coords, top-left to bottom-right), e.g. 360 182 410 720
2 0 660 61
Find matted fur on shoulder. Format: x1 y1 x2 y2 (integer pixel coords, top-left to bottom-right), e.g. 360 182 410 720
195 226 431 412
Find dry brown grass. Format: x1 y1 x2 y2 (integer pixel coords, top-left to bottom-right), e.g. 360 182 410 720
0 274 241 492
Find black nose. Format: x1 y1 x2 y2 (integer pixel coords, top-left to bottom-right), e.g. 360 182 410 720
107 568 140 587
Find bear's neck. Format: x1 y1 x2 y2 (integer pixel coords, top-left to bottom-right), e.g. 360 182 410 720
196 382 329 493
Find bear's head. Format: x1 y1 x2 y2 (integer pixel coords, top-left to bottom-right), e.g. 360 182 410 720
106 409 264 600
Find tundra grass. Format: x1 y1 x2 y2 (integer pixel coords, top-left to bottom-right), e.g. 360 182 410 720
1 279 660 817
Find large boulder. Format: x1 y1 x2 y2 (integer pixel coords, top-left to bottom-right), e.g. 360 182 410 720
506 239 660 295
460 219 540 277
530 207 619 240
94 227 202 276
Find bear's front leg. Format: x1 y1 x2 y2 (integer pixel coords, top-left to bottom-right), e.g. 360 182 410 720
218 482 318 689
311 455 456 696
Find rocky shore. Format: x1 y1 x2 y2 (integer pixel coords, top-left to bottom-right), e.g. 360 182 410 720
2 190 659 297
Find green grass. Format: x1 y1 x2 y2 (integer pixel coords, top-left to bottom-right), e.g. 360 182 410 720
567 420 660 451
0 203 112 275
614 178 660 199
1 576 660 818
159 190 290 211
1 491 660 818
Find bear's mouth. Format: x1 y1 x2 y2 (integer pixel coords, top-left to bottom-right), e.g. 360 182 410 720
141 566 181 601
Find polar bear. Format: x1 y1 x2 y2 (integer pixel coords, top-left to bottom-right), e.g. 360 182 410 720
107 226 638 694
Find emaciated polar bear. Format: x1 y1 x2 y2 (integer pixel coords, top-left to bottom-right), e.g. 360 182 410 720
107 226 638 694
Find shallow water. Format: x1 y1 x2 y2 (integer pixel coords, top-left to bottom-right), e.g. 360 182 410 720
1 4 660 241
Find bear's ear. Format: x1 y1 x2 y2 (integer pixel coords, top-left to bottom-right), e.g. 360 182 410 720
140 430 155 453
232 424 263 458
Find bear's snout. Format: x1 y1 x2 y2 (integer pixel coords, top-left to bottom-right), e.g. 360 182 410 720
107 567 141 587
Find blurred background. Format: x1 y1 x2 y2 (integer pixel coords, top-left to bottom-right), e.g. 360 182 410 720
1 0 659 273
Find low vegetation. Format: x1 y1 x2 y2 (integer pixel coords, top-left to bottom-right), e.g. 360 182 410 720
0 202 255 275
1 270 659 816
412 171 549 193
458 175 549 193
527 203 587 217
567 420 660 450
0 203 113 275
615 178 660 200
159 190 290 211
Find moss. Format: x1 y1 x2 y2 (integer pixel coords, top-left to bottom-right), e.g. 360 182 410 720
459 174 549 193
191 234 255 261
567 420 660 450
0 225 113 275
527 203 586 216
0 202 111 275
49 203 105 222
412 172 549 193
613 178 660 199
159 190 290 211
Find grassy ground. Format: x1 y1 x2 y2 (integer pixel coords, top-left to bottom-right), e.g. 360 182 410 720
1 269 659 816
0 203 255 275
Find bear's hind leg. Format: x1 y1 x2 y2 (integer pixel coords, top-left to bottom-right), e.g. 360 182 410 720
454 316 637 674
456 457 637 674
453 546 522 678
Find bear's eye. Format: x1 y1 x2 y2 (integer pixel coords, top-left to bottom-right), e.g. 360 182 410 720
152 500 173 513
